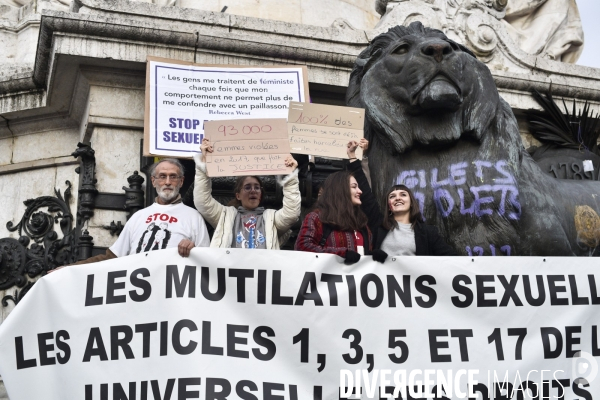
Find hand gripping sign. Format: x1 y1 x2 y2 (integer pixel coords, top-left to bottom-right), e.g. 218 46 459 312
203 118 293 177
287 102 365 160
145 57 308 157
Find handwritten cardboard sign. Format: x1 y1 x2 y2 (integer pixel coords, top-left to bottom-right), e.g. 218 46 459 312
287 102 365 159
204 118 293 176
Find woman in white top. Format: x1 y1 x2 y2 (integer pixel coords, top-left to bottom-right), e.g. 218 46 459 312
193 138 301 249
346 145 456 260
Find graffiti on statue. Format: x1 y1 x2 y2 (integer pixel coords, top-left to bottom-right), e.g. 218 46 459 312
396 160 521 220
347 22 600 256
465 244 512 257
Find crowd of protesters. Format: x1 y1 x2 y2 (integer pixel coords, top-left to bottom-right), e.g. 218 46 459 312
56 137 454 270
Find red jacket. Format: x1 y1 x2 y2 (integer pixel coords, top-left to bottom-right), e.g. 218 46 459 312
294 211 372 257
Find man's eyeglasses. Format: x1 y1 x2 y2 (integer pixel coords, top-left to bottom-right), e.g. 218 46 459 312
242 185 262 193
153 174 182 182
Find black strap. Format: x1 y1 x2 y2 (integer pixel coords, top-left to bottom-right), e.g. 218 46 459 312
319 224 333 247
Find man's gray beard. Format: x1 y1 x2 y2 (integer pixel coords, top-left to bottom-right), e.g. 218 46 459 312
157 186 179 202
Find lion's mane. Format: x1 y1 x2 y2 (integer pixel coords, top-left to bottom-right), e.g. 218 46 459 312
347 22 499 156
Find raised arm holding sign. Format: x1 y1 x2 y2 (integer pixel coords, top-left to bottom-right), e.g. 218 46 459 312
287 102 365 159
145 57 309 157
193 138 300 249
202 118 295 177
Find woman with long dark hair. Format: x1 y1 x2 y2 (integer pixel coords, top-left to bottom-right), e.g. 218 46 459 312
194 138 301 249
295 147 379 264
345 142 456 261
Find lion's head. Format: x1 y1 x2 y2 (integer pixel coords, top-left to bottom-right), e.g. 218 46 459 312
347 22 500 154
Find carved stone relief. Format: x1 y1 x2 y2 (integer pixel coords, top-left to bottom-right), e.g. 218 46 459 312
504 0 583 63
374 0 584 66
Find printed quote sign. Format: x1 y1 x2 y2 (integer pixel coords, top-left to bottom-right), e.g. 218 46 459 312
203 118 293 176
145 57 309 157
0 249 598 400
288 102 365 159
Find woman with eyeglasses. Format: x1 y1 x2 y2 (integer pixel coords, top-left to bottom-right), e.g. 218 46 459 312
193 138 301 249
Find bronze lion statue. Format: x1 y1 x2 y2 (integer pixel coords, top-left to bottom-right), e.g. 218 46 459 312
347 22 600 256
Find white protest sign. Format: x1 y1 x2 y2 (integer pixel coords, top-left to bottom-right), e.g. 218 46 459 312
145 57 309 157
0 250 598 400
287 102 365 159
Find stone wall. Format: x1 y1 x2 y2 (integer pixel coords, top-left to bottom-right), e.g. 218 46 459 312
86 127 145 247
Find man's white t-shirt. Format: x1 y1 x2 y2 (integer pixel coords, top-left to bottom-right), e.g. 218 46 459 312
110 202 210 257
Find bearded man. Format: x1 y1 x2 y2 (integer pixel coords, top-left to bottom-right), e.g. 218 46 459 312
64 158 210 267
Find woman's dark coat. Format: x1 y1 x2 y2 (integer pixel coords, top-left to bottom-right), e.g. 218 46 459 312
347 160 456 256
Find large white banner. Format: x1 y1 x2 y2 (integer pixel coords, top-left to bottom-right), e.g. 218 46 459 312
145 57 309 157
0 249 598 400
